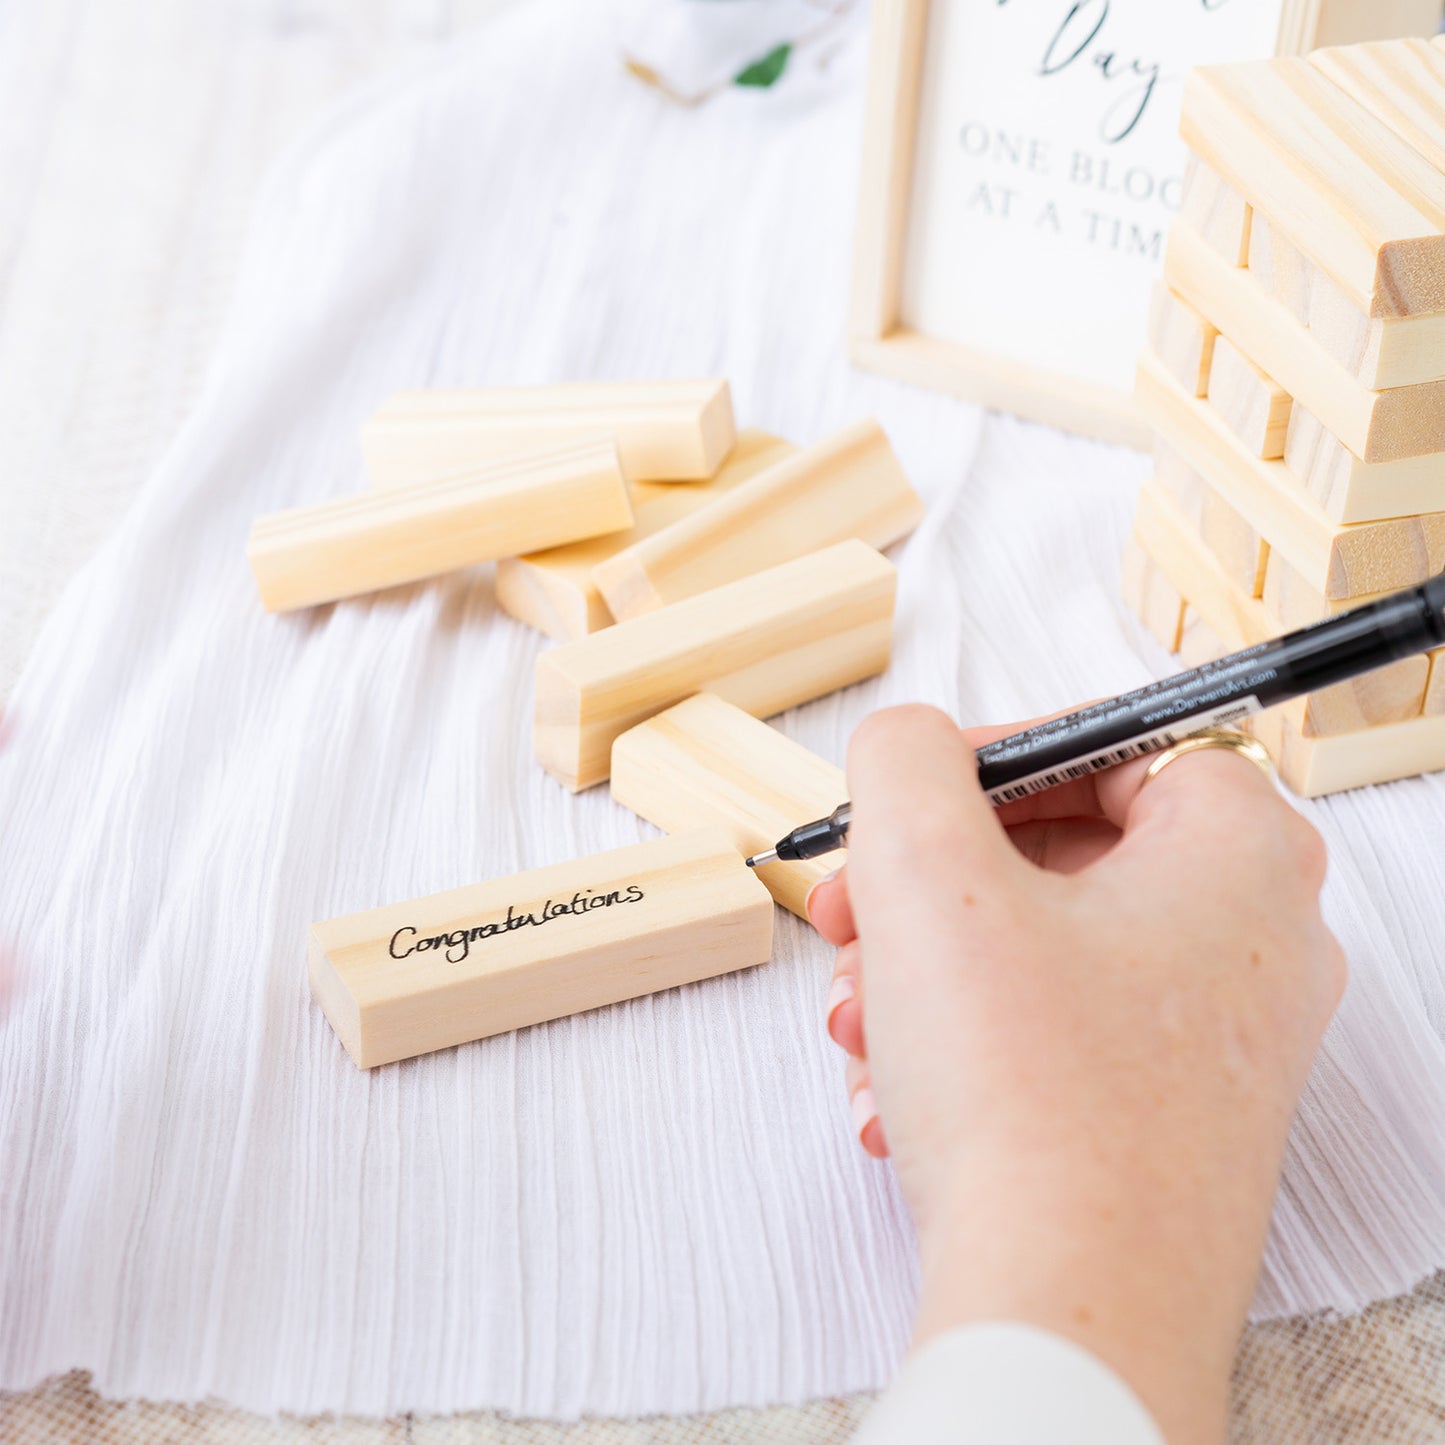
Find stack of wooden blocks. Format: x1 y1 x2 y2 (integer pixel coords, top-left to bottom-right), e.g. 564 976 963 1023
247 379 924 1066
1127 37 1445 797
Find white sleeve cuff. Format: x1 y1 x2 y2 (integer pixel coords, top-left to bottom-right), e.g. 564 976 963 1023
852 1322 1166 1444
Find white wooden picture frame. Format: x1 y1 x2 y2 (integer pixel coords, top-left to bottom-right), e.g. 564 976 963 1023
849 0 1444 448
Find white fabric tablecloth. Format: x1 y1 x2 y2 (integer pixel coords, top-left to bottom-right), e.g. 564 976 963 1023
4 0 1445 1420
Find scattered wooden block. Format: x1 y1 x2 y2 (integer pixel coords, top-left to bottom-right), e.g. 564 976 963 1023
1121 535 1186 652
1180 155 1252 266
1147 282 1215 398
1138 350 1445 599
611 693 847 919
248 440 634 613
1258 709 1445 796
592 419 922 622
1246 212 1311 325
1206 333 1291 460
363 378 736 486
309 827 773 1068
1167 220 1445 462
494 430 795 640
534 539 896 791
1283 405 1445 524
1181 55 1445 318
1200 484 1269 598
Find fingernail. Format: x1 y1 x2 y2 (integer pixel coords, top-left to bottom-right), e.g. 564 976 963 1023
804 869 841 916
825 974 856 1034
850 1086 879 1144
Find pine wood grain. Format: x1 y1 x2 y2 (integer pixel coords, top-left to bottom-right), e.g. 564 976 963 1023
1262 550 1390 629
534 539 896 791
1283 405 1445 523
1147 282 1216 399
1120 535 1186 653
1311 39 1445 173
1246 211 1311 325
1167 219 1445 462
611 693 847 919
1207 333 1292 460
363 378 735 486
1138 351 1445 599
1427 648 1445 714
1181 154 1252 267
1182 54 1445 318
309 827 773 1068
248 439 633 613
494 430 795 641
592 419 923 622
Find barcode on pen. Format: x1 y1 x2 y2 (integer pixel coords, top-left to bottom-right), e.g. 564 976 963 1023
984 697 1263 805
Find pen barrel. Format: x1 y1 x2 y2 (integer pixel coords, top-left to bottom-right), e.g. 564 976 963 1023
975 579 1445 802
1268 586 1445 696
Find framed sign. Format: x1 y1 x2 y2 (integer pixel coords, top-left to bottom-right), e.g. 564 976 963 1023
850 0 1444 448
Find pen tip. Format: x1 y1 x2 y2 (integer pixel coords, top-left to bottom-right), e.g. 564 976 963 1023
745 848 779 868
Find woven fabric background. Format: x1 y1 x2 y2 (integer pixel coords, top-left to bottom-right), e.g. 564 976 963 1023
2 0 1445 1439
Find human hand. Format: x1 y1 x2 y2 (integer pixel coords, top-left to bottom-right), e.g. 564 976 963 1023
807 705 1344 1445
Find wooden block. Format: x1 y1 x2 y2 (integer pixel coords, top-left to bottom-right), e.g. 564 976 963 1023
1301 2 1444 49
248 440 634 613
1120 534 1187 653
363 379 736 486
1206 333 1291 460
611 693 846 919
1147 281 1216 398
1138 350 1445 599
1153 442 1207 526
1306 263 1445 390
591 420 923 622
1180 155 1251 266
1312 40 1445 174
1246 212 1311 325
1299 655 1430 737
309 827 773 1068
1269 710 1445 796
1133 480 1274 652
1181 56 1445 318
1200 484 1269 598
1283 404 1445 523
1261 550 1389 630
1427 648 1445 714
535 539 895 791
1167 219 1445 462
1134 481 1428 748
494 430 795 641
1178 607 1231 668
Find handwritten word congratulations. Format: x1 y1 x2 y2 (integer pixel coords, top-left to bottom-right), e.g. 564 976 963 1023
390 886 646 964
998 0 1237 143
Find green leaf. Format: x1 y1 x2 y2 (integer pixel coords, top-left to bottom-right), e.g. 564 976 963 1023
734 42 791 88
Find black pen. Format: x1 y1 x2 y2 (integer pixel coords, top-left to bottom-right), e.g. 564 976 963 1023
745 571 1445 868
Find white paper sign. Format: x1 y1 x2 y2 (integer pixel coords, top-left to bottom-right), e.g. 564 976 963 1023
899 0 1285 393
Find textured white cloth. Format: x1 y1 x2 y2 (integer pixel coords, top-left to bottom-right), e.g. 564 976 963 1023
3 0 1445 1421
853 1325 1164 1444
